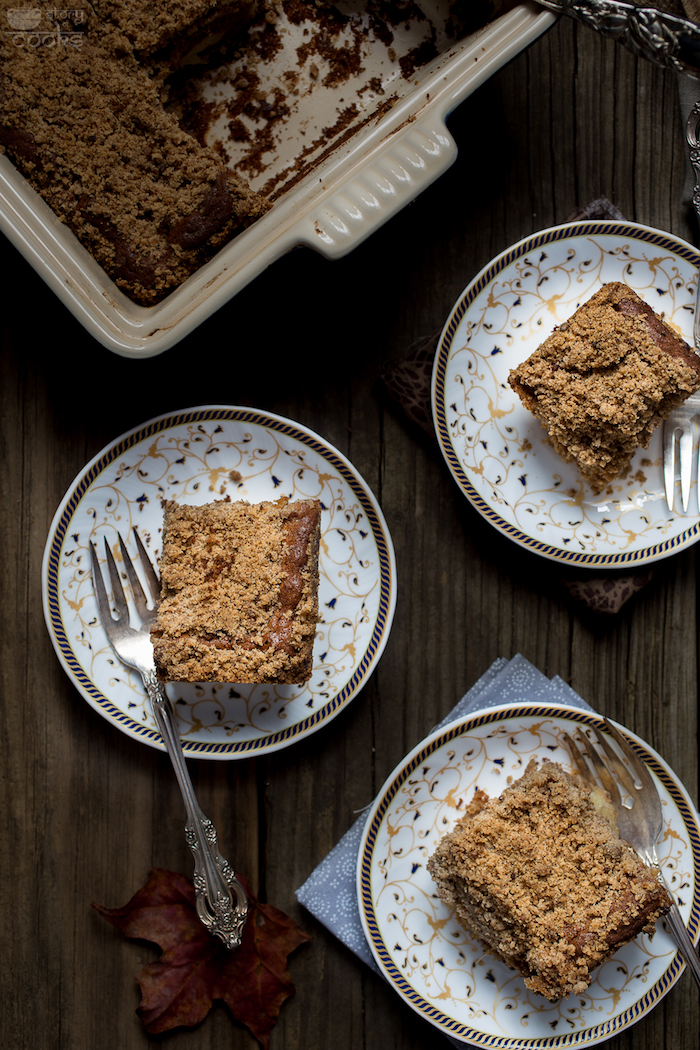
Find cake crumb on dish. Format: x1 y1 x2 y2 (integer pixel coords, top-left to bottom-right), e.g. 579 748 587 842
508 282 700 493
427 758 670 1001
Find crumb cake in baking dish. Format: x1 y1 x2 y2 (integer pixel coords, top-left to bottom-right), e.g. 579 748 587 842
151 498 321 684
508 282 700 493
0 0 510 304
427 759 670 1001
0 0 268 306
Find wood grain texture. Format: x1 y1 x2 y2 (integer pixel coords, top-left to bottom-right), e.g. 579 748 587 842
1 12 699 1050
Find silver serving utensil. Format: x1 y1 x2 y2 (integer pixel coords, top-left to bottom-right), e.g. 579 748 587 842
686 101 700 353
536 0 700 78
90 529 248 949
662 101 700 513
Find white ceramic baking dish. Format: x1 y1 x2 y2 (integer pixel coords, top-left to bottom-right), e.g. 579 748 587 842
0 1 556 357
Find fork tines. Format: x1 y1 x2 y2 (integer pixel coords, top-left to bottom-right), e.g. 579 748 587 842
117 530 160 622
90 529 160 627
564 720 645 811
663 394 700 514
663 418 693 513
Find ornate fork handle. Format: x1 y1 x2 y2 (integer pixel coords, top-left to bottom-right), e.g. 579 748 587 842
686 102 700 350
143 669 248 949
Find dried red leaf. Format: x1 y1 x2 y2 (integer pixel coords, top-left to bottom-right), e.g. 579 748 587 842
94 867 311 1047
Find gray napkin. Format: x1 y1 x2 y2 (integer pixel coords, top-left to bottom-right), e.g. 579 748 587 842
295 654 594 987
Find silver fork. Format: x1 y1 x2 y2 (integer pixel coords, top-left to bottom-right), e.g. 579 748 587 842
565 719 700 988
663 393 700 513
664 100 700 514
90 528 248 950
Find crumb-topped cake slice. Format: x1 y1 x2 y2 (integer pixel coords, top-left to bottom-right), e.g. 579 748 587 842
151 497 321 683
508 282 700 493
427 759 670 1001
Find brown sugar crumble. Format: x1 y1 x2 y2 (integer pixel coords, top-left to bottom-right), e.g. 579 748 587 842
508 282 700 493
427 759 670 1001
151 497 321 683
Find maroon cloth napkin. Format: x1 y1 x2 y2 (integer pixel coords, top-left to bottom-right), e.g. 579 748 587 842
379 199 656 615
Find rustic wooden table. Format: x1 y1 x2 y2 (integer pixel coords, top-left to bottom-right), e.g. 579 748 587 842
2 11 699 1050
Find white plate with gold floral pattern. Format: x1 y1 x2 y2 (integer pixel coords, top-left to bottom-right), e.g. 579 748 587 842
42 406 396 759
357 703 700 1048
432 221 700 567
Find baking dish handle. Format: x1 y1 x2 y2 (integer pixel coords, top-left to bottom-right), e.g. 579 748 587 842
297 110 458 260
